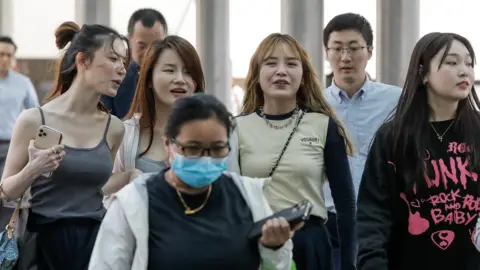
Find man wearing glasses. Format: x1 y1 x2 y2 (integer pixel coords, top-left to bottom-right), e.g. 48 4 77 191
322 13 402 269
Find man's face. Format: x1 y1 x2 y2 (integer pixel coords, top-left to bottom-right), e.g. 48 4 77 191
326 30 372 86
129 21 166 65
0 42 15 73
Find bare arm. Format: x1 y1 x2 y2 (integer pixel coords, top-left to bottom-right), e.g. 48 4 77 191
1 109 62 200
103 172 132 196
103 116 130 195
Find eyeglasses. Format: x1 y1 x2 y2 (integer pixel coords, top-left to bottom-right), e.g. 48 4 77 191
326 46 367 57
171 139 230 158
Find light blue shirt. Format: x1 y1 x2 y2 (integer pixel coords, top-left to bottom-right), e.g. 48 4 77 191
323 78 401 212
0 70 39 140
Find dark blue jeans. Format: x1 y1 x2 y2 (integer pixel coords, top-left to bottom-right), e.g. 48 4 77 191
326 211 340 270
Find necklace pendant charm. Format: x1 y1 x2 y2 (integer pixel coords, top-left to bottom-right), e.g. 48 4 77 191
185 209 195 215
438 135 443 142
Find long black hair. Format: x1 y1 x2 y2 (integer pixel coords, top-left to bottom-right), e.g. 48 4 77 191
386 32 480 192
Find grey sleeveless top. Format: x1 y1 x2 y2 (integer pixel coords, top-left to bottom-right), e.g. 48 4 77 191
30 108 113 223
135 144 166 173
136 157 166 173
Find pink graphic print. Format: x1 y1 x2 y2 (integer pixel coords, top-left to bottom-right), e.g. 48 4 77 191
400 192 430 235
392 142 480 251
431 230 455 250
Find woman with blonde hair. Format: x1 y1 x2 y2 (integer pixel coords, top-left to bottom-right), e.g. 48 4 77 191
228 33 356 270
103 35 204 196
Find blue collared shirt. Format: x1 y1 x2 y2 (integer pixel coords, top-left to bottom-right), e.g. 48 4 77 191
323 78 402 212
0 70 39 140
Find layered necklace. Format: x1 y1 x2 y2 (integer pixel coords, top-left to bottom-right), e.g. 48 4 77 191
259 104 301 130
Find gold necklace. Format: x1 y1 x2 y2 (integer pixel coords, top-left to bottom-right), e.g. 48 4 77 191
172 180 212 215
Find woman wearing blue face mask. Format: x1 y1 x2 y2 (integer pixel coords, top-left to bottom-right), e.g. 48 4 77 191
88 93 300 270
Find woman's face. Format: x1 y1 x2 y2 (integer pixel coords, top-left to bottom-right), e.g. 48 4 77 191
426 39 475 102
165 117 229 162
151 49 196 106
258 43 303 100
83 38 128 97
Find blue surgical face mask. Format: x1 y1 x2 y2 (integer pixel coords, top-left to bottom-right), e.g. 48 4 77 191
171 152 228 188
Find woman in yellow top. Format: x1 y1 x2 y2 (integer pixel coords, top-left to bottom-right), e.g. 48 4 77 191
228 33 356 270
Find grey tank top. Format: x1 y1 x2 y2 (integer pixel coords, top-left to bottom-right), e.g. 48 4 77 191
136 157 166 173
30 108 113 223
135 144 167 173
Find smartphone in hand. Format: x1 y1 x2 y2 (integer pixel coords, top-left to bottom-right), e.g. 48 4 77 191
34 125 63 177
248 200 313 240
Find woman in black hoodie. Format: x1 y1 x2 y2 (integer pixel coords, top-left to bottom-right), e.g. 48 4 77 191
357 32 480 270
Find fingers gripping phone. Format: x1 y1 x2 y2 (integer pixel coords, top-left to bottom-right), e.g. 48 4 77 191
248 200 313 240
34 125 63 177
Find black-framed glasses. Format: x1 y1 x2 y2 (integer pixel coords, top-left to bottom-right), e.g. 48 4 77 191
326 46 367 57
170 139 230 158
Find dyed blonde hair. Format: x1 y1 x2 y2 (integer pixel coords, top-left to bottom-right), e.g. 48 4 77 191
241 33 354 155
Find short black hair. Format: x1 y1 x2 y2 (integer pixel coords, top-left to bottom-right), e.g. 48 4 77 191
323 13 373 47
127 8 168 36
165 94 234 140
0 36 17 51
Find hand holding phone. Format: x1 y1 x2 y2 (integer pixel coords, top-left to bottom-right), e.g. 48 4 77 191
248 200 312 240
29 125 65 178
258 217 304 248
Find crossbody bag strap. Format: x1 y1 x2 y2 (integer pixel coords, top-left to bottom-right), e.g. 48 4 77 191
0 182 23 239
6 198 22 239
268 110 305 177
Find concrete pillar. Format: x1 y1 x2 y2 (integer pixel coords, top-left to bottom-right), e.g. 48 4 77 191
196 0 232 111
376 0 420 87
0 0 14 36
281 0 324 81
75 0 111 26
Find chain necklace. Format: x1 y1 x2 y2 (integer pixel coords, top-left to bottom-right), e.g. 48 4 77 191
171 178 212 215
259 105 300 130
429 120 454 142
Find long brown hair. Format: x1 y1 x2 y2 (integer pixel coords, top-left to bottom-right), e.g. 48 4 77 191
242 33 353 155
44 21 130 111
126 35 205 157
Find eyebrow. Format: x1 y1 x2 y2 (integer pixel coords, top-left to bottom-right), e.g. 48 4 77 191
446 53 472 57
108 50 127 59
331 40 362 45
163 63 177 68
264 56 300 61
184 140 227 145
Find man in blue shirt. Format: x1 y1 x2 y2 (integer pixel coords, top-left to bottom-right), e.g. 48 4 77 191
322 13 402 269
0 36 39 177
101 8 168 118
0 36 39 231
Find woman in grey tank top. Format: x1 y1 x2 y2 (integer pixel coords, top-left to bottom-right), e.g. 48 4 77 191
103 36 206 195
0 22 128 270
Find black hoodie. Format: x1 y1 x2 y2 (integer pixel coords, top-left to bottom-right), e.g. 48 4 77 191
357 121 480 270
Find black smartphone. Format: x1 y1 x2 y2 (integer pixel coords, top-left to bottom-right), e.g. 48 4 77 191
248 200 313 240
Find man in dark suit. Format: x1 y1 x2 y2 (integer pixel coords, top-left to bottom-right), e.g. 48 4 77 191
101 8 168 118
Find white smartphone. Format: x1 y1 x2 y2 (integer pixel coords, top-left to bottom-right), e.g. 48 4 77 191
34 125 63 178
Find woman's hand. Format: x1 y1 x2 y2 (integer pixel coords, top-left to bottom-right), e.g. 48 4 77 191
259 217 304 248
27 140 65 177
